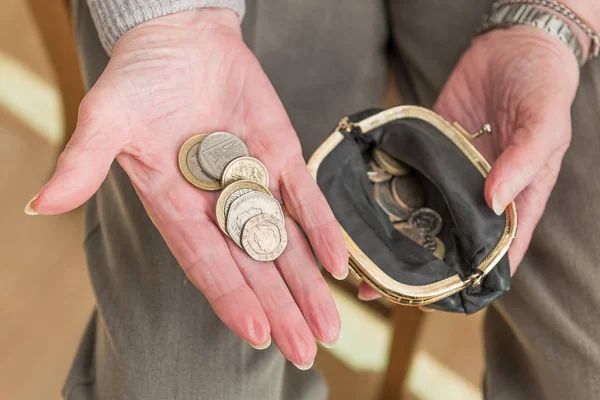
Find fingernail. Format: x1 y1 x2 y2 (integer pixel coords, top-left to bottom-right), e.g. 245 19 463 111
24 192 40 216
357 293 379 301
249 336 271 350
492 194 504 216
332 268 348 281
317 337 339 349
419 306 436 313
357 290 381 301
293 359 314 371
491 180 517 216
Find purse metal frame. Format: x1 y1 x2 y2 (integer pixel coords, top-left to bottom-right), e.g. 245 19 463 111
307 106 518 306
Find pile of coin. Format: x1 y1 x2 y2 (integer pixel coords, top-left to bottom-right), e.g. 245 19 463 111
178 132 287 262
368 148 446 260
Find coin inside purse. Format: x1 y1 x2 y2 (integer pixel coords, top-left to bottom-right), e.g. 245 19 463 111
308 106 517 314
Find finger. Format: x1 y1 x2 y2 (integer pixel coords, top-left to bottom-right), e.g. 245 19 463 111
357 282 381 301
126 166 271 347
25 96 124 215
280 160 349 280
485 121 569 216
227 240 317 369
506 162 561 274
275 215 341 348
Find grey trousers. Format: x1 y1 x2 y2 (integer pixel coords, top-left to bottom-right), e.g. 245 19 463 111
65 1 600 399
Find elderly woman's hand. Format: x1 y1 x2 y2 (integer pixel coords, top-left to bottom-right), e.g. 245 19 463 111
358 25 580 301
433 26 579 274
26 8 348 368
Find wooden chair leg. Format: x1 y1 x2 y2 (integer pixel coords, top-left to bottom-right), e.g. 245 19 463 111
26 0 84 150
378 306 424 400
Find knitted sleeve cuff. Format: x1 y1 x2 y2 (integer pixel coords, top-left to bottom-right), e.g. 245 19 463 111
86 0 245 55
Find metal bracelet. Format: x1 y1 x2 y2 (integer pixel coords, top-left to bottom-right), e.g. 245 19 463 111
478 0 600 66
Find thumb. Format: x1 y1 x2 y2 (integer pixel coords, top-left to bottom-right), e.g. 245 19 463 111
24 100 123 215
484 116 570 215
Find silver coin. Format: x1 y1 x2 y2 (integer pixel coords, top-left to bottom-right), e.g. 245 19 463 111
393 221 428 245
186 142 218 183
372 182 412 221
367 161 392 183
390 175 425 212
423 236 437 252
226 191 284 247
409 208 443 237
198 132 249 180
224 188 255 218
241 214 288 262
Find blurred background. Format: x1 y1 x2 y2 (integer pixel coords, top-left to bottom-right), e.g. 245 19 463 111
1 1 487 399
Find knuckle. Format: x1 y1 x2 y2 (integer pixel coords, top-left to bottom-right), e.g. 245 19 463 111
209 281 249 307
77 93 102 127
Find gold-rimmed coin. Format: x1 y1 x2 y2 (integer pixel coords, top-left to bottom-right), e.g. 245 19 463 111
221 156 269 188
178 134 222 191
241 214 288 262
367 161 392 183
216 180 271 236
372 148 412 176
433 237 446 260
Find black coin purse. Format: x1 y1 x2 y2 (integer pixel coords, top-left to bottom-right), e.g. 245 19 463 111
307 106 517 314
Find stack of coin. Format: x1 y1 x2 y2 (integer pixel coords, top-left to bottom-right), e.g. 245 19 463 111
179 132 287 262
369 148 446 260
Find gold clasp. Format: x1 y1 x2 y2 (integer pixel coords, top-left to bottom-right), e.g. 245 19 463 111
453 122 492 140
466 271 485 288
336 117 355 133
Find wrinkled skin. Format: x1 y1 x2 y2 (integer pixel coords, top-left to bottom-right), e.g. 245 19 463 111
358 26 580 301
30 9 349 368
31 6 580 343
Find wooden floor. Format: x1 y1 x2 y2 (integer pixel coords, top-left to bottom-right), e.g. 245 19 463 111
0 1 486 399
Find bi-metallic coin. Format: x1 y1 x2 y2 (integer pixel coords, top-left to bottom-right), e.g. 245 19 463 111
241 214 288 262
409 208 443 237
178 134 221 191
372 148 412 176
221 156 269 188
198 132 249 180
367 160 392 183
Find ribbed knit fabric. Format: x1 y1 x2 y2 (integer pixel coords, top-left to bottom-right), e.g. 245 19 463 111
86 0 245 55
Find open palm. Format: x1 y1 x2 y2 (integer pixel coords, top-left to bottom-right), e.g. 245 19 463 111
29 9 347 368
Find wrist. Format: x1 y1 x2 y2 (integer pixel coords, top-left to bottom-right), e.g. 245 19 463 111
114 8 242 55
101 4 243 55
560 0 600 31
474 25 580 90
478 1 600 64
136 8 241 37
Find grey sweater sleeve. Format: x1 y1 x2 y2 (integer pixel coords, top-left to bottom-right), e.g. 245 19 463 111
86 0 245 55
